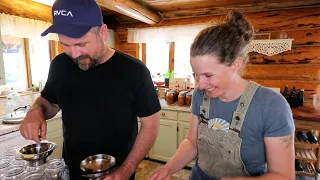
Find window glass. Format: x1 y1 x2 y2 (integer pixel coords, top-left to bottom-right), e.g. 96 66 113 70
28 38 50 86
1 36 27 89
146 42 170 81
174 41 194 81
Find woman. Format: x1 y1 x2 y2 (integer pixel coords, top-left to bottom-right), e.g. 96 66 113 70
149 11 295 180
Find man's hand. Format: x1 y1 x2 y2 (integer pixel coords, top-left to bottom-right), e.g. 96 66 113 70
19 107 46 143
103 165 132 180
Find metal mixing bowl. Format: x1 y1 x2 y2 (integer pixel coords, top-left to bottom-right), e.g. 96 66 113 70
80 154 116 179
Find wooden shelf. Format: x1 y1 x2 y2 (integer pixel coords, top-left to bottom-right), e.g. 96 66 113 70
295 137 320 148
295 148 317 162
296 162 317 177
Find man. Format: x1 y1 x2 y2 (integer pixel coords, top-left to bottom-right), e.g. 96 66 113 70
19 0 161 179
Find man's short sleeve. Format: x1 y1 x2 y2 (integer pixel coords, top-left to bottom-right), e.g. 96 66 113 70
263 94 295 137
41 56 60 104
134 66 161 118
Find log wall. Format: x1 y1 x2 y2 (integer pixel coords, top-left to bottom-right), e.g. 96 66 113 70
116 7 320 109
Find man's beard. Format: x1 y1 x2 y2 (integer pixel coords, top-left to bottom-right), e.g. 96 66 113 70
70 54 101 71
69 40 106 71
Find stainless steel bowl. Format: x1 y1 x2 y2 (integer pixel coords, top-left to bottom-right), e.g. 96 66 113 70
80 154 116 179
16 141 56 167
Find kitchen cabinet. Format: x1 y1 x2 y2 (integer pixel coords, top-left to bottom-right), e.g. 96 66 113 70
145 109 195 167
149 119 178 162
46 117 63 159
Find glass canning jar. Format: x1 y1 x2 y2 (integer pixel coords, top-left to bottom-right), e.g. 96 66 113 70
1 164 27 180
45 158 70 180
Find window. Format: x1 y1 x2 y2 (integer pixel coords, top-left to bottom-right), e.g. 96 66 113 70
1 36 27 89
146 42 170 80
28 38 50 86
174 41 193 79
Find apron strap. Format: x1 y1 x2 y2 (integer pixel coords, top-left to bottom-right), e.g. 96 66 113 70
229 81 259 135
200 92 211 124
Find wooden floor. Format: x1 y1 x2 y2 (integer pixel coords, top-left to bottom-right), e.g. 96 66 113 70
135 160 320 180
135 160 191 180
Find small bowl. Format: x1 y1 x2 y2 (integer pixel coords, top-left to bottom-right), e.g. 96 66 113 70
80 154 116 178
16 141 56 166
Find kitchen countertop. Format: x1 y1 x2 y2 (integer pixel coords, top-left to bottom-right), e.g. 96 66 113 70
0 93 62 136
159 99 191 112
0 94 190 136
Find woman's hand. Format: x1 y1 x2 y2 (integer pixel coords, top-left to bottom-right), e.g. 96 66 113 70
149 166 171 180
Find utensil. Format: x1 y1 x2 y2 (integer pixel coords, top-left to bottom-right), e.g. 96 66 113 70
16 141 56 167
80 154 116 179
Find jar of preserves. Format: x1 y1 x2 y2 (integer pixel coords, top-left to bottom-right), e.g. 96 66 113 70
166 91 176 105
178 91 186 106
186 92 192 106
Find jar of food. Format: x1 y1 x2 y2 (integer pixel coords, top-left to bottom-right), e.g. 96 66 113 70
44 158 69 180
186 92 192 106
166 91 176 105
178 91 186 106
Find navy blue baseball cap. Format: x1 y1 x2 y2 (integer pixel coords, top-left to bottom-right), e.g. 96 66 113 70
41 0 103 38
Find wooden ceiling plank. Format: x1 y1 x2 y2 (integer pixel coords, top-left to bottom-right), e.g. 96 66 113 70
97 0 162 25
161 0 320 19
0 0 52 22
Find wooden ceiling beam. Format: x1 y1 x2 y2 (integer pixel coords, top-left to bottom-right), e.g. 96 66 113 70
161 0 320 19
96 0 162 25
0 0 52 22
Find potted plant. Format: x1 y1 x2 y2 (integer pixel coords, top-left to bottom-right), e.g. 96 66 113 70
162 70 175 86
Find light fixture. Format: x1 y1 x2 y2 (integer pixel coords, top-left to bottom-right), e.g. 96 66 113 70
32 0 56 6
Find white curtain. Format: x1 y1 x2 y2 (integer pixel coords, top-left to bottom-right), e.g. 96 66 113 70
127 23 212 43
0 13 58 41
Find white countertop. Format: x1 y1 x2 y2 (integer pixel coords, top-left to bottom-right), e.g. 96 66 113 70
0 94 190 136
0 113 62 136
0 93 62 136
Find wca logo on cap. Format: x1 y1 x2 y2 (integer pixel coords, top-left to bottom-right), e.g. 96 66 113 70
54 10 73 17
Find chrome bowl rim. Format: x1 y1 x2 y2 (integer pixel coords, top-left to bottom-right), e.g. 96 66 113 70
16 141 57 160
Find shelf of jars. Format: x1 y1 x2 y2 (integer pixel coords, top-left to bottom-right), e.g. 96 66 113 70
295 137 320 148
296 161 317 177
295 148 318 162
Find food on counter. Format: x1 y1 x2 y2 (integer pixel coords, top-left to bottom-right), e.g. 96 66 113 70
186 92 192 106
178 91 187 106
166 90 178 105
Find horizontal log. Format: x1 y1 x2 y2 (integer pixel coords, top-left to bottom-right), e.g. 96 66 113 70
249 79 318 100
161 0 320 20
269 29 320 47
249 46 320 64
243 64 320 81
0 0 52 22
97 0 162 24
302 100 313 109
119 42 138 51
118 7 320 32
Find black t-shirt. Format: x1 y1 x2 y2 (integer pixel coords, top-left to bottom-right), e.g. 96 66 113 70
41 50 161 179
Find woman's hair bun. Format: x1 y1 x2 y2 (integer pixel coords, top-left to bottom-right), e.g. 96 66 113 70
225 10 254 43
